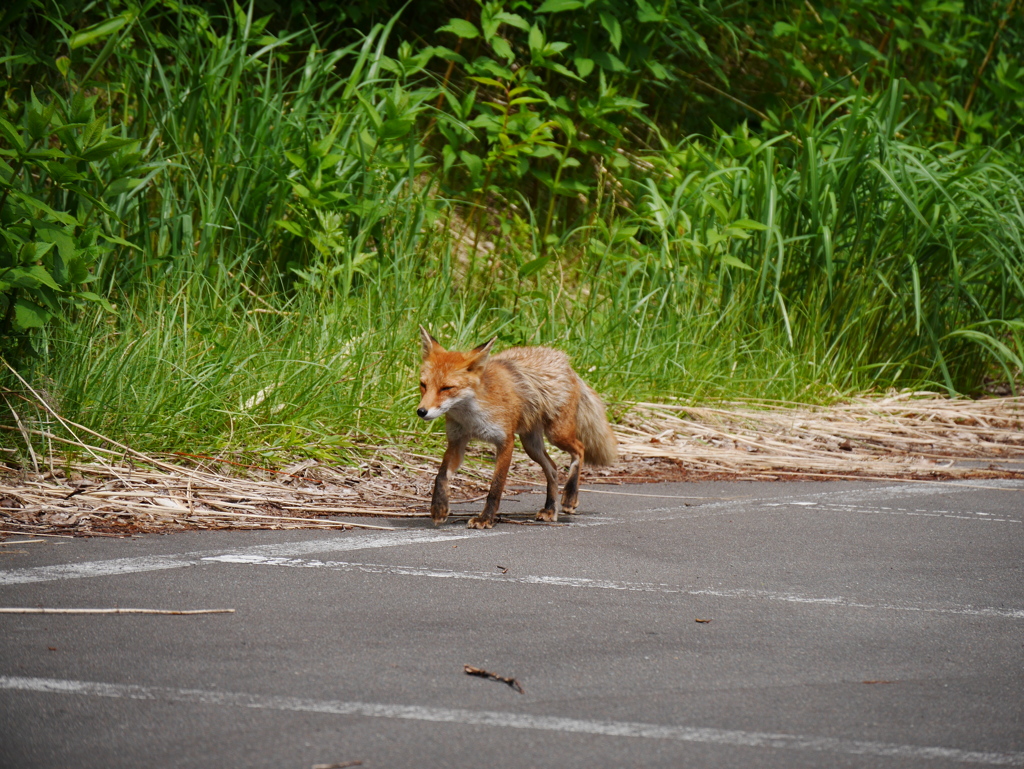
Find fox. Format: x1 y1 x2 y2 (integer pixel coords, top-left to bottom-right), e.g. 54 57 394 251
417 327 617 529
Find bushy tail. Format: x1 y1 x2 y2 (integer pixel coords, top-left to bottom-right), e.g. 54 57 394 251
576 380 618 466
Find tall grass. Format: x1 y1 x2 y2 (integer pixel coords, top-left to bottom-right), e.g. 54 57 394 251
634 82 1024 393
3 3 1023 463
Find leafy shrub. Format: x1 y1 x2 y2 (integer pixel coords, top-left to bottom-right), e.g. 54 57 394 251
0 90 145 357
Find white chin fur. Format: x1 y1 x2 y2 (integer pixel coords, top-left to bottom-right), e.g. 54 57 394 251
421 390 472 421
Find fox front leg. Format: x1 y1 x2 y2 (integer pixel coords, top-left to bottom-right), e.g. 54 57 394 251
431 437 467 525
467 438 514 530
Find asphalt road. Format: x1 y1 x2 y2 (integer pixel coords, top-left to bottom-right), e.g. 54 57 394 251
1 478 1022 768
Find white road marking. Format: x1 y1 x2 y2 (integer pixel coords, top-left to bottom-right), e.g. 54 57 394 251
201 554 1024 620
0 530 482 586
2 480 1019 587
1 675 1020 765
763 502 1022 523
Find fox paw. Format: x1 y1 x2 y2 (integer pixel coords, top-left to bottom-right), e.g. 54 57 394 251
430 505 450 526
536 508 557 523
466 516 495 530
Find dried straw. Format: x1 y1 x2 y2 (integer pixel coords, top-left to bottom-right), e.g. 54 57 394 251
615 394 1024 480
0 388 1021 538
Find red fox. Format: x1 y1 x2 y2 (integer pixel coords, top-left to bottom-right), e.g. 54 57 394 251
417 327 617 529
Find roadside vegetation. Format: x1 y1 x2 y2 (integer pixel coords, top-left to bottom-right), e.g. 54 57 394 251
1 0 1022 467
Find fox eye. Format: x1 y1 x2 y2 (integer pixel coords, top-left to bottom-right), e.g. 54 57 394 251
419 381 426 390
440 386 453 392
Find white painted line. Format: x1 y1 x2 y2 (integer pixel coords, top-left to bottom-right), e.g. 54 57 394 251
1 675 1020 765
201 555 1024 620
763 502 1023 523
0 529 482 586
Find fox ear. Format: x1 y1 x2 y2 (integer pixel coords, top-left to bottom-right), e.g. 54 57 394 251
467 336 496 369
419 326 444 358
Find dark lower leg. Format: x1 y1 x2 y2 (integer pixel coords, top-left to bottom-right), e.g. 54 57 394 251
468 440 513 529
520 431 559 521
431 439 465 525
560 455 581 513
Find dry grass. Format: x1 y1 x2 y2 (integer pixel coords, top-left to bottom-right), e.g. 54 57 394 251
0 394 1021 538
617 394 1024 481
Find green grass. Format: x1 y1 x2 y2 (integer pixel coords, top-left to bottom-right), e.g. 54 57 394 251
2 3 1023 466
41 264 847 464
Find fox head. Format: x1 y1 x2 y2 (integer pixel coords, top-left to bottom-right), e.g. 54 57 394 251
417 327 495 420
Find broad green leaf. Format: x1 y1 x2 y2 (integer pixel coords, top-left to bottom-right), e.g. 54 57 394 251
535 0 583 11
380 117 414 140
528 25 545 55
599 12 622 51
354 92 383 131
468 76 506 89
441 143 457 173
438 19 480 39
491 37 514 62
459 150 483 177
284 151 306 170
74 291 116 312
25 96 55 141
592 51 627 73
44 161 82 185
8 189 77 226
37 226 75 262
22 264 61 290
81 137 135 162
635 0 665 21
519 255 552 278
542 61 584 81
98 233 142 251
431 46 468 64
646 60 668 80
494 12 529 31
25 148 67 160
0 118 25 152
720 254 754 271
701 191 730 220
275 219 305 237
66 256 89 284
14 297 49 329
70 14 131 49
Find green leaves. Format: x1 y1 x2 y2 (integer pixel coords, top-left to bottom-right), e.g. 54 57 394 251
69 13 134 50
535 0 583 12
438 19 480 39
13 298 48 329
0 86 150 353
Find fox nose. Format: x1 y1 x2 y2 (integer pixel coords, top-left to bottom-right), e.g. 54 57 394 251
417 408 428 419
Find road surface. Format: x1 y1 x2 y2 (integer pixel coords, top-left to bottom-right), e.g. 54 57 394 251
1 478 1022 768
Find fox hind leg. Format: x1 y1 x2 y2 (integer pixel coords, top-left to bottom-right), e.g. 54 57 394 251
547 428 585 516
520 428 560 522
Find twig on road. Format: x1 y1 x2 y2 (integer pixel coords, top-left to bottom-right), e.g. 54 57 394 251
464 664 525 694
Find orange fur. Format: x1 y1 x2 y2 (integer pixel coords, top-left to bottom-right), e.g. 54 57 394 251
417 327 617 529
